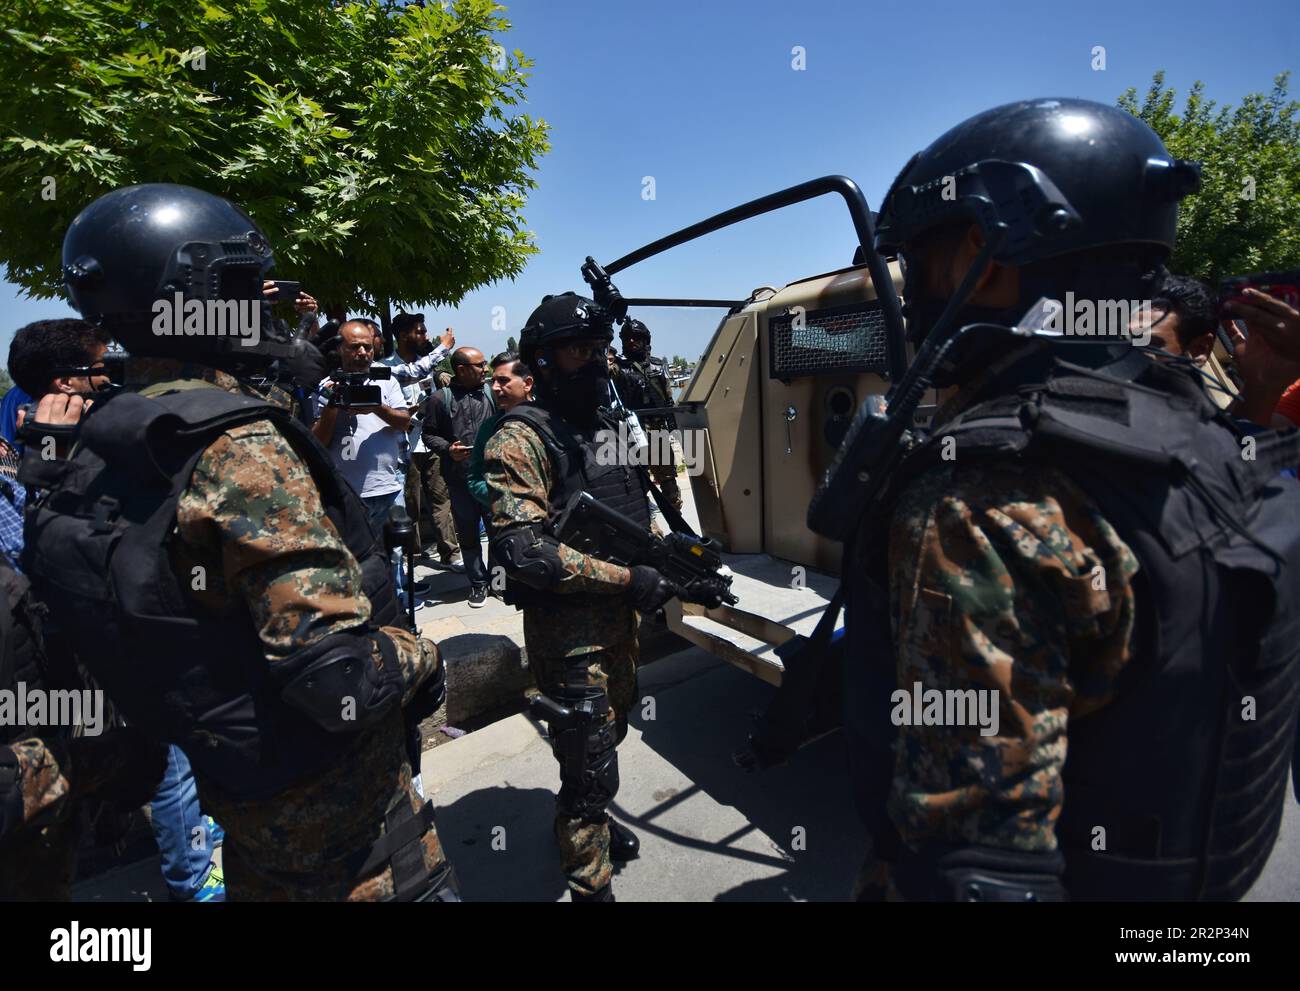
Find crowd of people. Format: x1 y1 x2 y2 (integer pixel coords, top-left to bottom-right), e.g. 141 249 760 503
0 191 683 901
2 94 1300 906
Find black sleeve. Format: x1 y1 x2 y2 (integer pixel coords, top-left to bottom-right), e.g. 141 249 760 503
423 392 450 456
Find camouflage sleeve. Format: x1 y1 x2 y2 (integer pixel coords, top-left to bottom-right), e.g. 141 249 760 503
2 729 168 841
885 462 1139 855
383 626 442 707
483 421 631 594
176 422 427 686
2 738 72 836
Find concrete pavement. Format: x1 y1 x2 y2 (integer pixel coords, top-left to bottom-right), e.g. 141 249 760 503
421 645 864 902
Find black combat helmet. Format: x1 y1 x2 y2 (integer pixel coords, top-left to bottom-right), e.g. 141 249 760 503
875 98 1200 267
62 184 288 360
619 318 650 343
519 292 613 369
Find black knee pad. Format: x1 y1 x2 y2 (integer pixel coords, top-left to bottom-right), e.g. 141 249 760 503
557 743 619 821
549 687 621 820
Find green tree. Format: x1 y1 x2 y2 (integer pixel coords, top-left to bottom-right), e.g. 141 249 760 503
0 367 12 399
0 0 549 319
1118 71 1300 281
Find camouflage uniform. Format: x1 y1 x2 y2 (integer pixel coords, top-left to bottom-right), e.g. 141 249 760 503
855 382 1140 899
0 732 164 900
482 419 638 897
124 359 448 901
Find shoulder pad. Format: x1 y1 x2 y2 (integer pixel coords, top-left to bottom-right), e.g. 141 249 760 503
78 388 281 488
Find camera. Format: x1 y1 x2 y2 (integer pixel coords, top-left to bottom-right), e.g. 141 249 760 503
1219 268 1300 314
327 364 392 408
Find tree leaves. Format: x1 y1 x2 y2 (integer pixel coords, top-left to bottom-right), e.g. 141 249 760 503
1119 71 1299 281
0 0 550 310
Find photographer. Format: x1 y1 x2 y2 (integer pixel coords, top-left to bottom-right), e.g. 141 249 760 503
310 320 412 533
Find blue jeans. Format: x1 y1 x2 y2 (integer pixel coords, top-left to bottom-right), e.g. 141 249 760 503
150 745 216 901
362 488 407 607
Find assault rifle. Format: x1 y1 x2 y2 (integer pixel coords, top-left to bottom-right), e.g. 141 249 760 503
554 491 737 609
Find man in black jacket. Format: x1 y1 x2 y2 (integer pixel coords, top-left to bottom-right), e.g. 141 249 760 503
424 346 496 607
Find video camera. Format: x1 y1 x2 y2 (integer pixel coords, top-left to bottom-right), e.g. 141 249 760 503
327 364 393 408
1218 268 1300 313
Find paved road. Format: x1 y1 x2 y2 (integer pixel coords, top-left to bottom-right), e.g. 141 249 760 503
73 643 1300 902
422 645 1300 903
422 646 861 902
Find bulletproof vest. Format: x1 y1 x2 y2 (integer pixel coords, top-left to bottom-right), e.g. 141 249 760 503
0 555 51 748
494 403 650 608
616 356 671 411
848 349 1300 901
20 382 402 800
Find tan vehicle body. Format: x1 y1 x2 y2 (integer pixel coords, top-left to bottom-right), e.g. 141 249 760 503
665 260 912 684
664 263 1244 684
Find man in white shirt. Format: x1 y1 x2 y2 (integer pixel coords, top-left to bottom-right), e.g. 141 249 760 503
311 320 412 532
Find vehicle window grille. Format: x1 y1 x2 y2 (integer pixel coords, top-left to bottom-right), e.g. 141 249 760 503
768 300 891 379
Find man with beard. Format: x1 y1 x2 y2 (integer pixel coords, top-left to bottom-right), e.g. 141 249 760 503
482 293 687 902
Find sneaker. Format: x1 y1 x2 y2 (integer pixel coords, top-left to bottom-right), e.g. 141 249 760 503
443 553 465 573
411 579 433 597
205 816 224 849
193 865 225 903
468 586 487 608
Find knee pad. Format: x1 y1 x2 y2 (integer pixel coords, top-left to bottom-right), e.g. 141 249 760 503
549 688 621 821
491 524 564 591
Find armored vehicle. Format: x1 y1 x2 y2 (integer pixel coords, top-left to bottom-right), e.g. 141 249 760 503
580 176 920 686
581 175 1247 697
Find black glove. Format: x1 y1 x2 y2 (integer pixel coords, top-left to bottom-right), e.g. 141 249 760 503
282 338 328 393
626 565 680 614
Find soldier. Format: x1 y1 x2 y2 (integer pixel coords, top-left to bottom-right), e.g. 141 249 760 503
0 498 166 901
610 318 681 512
21 184 459 901
483 293 688 902
834 99 1300 900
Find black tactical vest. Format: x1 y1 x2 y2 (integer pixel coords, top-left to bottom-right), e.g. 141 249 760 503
616 356 671 413
847 349 1300 901
0 556 49 748
20 383 402 800
494 403 650 608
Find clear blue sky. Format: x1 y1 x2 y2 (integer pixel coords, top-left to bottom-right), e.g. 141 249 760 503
4 0 1297 367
